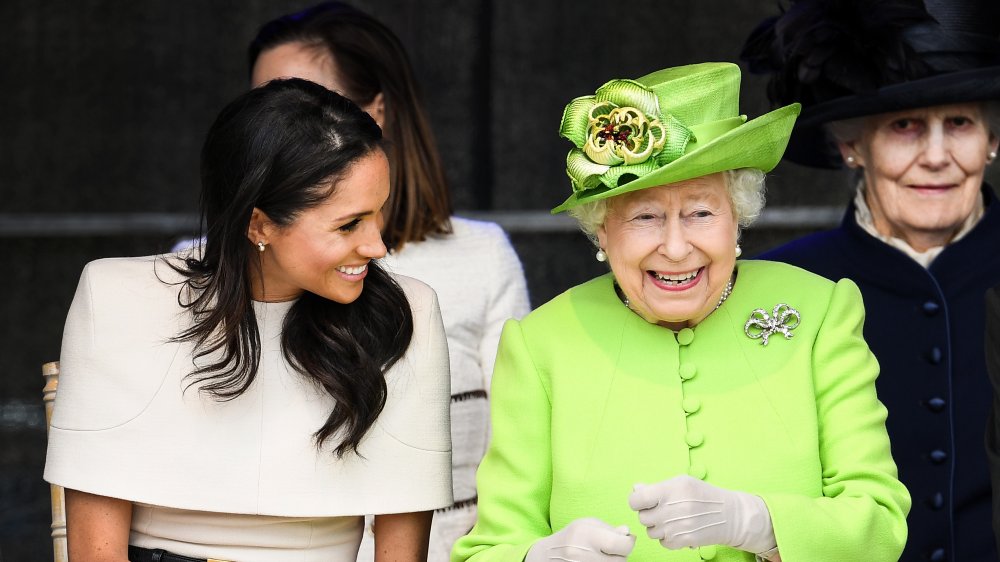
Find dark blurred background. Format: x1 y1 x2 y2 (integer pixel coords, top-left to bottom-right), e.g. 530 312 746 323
4 1 995 560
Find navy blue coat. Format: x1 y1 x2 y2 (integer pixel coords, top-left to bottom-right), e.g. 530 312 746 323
986 284 1000 557
759 186 1000 562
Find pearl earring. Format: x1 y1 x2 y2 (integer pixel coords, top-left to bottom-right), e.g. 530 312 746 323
845 155 856 166
735 245 742 258
257 241 266 253
596 249 607 262
989 150 997 162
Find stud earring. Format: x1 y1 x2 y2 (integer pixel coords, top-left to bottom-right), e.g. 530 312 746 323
989 150 997 162
735 245 742 258
257 241 266 253
596 249 607 262
845 155 856 166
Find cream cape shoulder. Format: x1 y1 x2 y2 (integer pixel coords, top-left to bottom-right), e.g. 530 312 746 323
45 255 453 515
50 255 198 432
68 253 439 342
51 254 441 431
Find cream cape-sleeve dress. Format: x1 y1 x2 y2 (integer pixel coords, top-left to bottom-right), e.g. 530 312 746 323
44 255 453 562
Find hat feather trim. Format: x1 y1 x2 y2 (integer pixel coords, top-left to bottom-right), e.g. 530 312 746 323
741 0 936 108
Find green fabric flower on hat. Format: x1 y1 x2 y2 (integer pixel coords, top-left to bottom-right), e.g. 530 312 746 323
560 78 695 193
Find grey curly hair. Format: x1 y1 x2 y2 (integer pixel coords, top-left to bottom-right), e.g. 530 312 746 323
567 168 767 243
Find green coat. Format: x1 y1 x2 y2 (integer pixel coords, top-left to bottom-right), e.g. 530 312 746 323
452 260 909 562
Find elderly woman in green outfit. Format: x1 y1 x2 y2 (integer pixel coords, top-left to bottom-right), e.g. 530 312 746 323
452 63 910 562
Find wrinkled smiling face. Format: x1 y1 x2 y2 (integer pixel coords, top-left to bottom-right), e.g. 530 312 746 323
597 173 738 330
843 102 998 250
252 150 390 303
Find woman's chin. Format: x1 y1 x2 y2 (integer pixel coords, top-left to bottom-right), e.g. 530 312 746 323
319 285 364 305
639 298 705 329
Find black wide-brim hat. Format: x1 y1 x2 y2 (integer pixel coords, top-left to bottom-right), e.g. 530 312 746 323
742 0 1000 169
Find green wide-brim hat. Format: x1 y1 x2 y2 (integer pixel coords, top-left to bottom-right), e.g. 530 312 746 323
552 62 800 213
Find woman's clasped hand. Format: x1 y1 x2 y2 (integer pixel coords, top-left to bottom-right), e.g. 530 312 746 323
525 519 635 562
629 476 775 554
534 475 777 562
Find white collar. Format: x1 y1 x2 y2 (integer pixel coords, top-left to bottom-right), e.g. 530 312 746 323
853 182 983 269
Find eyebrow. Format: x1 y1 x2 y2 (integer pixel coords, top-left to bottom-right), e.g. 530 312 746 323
332 209 376 223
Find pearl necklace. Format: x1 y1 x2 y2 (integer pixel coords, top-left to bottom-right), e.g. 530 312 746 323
714 274 734 310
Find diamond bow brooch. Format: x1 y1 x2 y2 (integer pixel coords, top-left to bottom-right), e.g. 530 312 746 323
744 304 801 346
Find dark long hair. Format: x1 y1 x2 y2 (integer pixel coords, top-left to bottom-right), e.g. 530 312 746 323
248 1 452 251
173 78 413 457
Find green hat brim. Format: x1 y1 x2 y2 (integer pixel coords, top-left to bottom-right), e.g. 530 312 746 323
551 102 801 214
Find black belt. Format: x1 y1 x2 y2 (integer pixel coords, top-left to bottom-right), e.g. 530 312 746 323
128 545 233 562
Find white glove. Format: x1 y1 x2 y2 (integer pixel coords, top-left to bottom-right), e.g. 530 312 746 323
525 518 636 562
628 475 776 555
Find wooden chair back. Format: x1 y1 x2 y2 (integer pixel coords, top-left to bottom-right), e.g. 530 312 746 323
42 361 69 562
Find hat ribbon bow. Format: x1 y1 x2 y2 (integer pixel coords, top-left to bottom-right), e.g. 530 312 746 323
744 304 801 346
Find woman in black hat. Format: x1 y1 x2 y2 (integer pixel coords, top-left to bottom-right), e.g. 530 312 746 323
742 0 1000 560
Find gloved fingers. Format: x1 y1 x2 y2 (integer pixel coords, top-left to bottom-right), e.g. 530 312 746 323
629 475 712 509
635 506 662 529
637 496 728 549
642 508 724 539
544 543 605 562
630 476 775 553
554 518 636 562
660 536 701 550
627 482 660 511
660 536 696 550
635 496 725 528
657 517 728 549
596 527 636 557
630 476 739 550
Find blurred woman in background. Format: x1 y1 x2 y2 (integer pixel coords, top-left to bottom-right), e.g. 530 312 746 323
248 3 530 560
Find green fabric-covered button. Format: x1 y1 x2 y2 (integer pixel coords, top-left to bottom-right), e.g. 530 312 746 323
677 328 695 345
685 430 704 447
679 363 697 380
682 397 701 413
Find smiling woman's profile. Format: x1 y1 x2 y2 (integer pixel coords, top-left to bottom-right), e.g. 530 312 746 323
43 78 453 562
